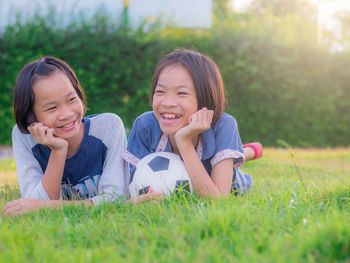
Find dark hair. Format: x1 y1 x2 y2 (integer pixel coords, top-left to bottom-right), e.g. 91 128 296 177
14 57 86 134
152 49 225 125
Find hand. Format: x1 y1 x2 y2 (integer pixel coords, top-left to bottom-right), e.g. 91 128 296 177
175 107 214 146
28 122 68 151
127 188 163 204
2 198 45 216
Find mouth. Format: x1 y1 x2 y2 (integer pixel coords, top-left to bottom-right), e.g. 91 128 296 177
58 120 76 130
160 113 182 124
161 113 181 119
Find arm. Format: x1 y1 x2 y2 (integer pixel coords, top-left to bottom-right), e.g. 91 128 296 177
89 114 130 205
27 122 69 200
5 126 90 216
175 109 239 197
175 108 225 197
12 125 66 200
176 140 221 197
2 198 92 216
177 137 233 197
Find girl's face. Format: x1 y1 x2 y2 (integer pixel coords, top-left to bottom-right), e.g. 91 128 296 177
153 64 198 135
32 71 84 142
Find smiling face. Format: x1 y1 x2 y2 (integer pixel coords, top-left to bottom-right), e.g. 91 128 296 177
152 64 198 135
32 71 84 143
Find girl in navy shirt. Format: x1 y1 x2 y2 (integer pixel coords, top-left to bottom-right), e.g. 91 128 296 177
3 57 129 216
124 49 262 197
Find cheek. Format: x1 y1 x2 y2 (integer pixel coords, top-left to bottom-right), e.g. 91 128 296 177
186 99 198 116
75 100 85 116
192 96 198 110
152 97 159 111
36 113 56 128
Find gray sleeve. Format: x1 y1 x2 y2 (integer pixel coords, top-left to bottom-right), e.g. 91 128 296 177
89 114 130 206
12 126 50 200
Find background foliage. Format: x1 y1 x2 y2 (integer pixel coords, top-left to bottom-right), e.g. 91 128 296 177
0 0 350 147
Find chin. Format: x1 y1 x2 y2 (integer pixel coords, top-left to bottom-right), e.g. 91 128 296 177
55 124 81 140
159 126 180 136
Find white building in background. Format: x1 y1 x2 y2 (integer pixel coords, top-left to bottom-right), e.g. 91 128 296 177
129 0 212 29
0 0 123 29
0 0 212 30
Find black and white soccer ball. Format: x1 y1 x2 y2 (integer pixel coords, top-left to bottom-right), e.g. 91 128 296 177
129 152 193 198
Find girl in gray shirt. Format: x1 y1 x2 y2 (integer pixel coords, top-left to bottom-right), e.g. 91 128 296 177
3 57 130 216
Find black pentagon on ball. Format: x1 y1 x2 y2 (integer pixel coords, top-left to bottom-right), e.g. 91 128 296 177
175 180 191 193
147 156 170 172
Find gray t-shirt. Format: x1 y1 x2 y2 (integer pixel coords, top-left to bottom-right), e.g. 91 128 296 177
12 113 130 205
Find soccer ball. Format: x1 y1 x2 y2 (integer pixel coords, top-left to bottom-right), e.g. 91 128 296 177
129 152 193 198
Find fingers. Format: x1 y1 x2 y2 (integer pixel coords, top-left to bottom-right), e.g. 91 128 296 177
2 198 42 217
2 200 23 216
141 192 163 204
127 190 163 204
3 205 22 216
139 191 163 200
46 128 55 139
27 123 67 150
28 122 49 144
200 107 214 126
37 126 49 140
189 107 214 130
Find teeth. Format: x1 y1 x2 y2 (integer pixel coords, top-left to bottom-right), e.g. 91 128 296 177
163 114 177 119
62 122 73 128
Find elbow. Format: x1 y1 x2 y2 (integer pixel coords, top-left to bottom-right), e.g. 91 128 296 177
202 186 231 199
20 183 51 200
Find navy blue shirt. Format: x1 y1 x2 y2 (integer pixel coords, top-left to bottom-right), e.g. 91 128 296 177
12 113 130 204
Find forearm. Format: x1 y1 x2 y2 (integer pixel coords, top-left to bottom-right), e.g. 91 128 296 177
41 149 67 200
178 142 221 197
2 198 93 217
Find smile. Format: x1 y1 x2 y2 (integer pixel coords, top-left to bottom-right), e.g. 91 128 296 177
58 120 76 130
161 113 181 119
159 113 182 126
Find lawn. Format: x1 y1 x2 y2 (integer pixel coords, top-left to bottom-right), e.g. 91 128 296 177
0 148 349 262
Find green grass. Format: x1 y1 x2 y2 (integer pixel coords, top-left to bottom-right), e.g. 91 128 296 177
0 148 349 263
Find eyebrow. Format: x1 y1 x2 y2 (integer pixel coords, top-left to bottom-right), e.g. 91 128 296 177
156 83 190 89
41 91 76 108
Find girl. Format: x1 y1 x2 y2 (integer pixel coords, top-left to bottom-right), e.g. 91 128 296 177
124 49 262 197
3 57 130 216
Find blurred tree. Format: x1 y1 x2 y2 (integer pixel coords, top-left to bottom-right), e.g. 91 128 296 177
337 11 350 50
213 0 231 20
233 0 326 48
248 0 316 18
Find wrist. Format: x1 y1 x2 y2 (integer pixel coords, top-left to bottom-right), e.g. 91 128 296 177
175 133 192 146
84 199 93 206
50 145 68 155
176 139 195 153
35 199 46 210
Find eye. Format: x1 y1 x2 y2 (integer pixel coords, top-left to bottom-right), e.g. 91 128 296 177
178 91 188 96
46 106 56 111
69 96 76 102
154 89 164 94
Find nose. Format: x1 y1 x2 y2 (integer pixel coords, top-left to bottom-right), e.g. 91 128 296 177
161 93 176 107
57 106 73 120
